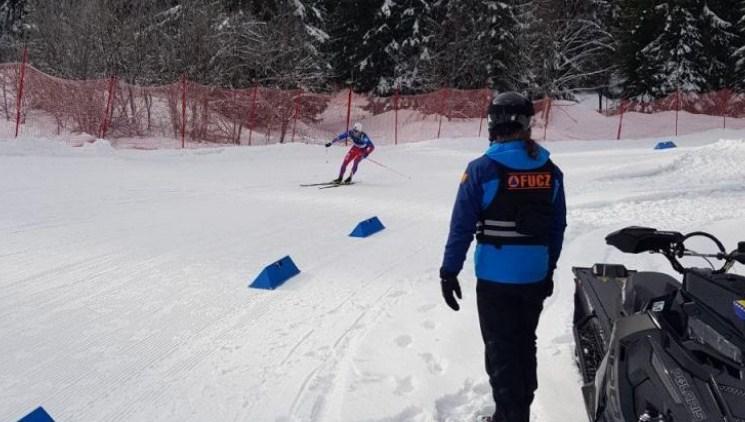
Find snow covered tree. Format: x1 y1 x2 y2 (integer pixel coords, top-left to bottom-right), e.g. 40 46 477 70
524 0 615 98
0 0 25 60
21 0 331 89
641 1 707 97
614 0 663 99
427 0 519 90
24 0 117 79
225 0 331 89
357 0 434 94
323 0 381 88
586 0 619 94
700 1 740 90
278 0 331 89
8 0 744 97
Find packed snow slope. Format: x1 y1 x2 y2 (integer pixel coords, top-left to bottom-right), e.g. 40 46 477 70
2 130 745 422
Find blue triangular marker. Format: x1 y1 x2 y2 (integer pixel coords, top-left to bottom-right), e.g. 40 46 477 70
249 256 300 290
654 140 676 150
350 216 385 238
19 407 54 422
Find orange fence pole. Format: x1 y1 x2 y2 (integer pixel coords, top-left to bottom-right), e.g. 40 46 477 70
99 75 117 138
616 99 626 140
345 86 352 146
722 90 728 129
675 89 680 137
180 74 187 148
291 90 301 143
542 96 552 141
437 89 449 139
478 88 490 138
247 85 258 146
14 47 28 138
394 86 400 145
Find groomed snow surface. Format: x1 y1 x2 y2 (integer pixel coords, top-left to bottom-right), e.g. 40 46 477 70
3 128 745 422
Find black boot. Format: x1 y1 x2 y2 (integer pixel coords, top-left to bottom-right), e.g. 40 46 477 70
343 175 353 184
492 403 529 422
332 177 342 184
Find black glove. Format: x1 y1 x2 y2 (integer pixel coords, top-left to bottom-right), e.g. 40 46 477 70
440 268 462 311
325 142 332 147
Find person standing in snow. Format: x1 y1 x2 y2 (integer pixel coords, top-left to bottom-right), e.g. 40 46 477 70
439 92 567 422
325 122 375 184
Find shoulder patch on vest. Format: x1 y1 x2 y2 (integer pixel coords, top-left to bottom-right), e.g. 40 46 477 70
461 172 469 184
506 172 552 190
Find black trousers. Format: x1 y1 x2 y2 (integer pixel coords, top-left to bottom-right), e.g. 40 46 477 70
476 279 549 420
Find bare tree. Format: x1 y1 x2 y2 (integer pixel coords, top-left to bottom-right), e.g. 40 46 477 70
519 0 615 98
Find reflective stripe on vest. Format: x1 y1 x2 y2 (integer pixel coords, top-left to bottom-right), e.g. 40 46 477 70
477 220 530 239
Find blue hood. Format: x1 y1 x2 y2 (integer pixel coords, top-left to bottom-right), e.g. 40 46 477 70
485 140 550 169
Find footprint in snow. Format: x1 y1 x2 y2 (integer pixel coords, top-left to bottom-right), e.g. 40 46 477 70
387 290 407 298
417 303 437 313
421 320 437 330
395 335 413 348
394 375 416 395
420 352 446 374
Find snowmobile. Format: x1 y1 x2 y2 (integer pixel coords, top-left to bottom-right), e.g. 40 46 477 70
572 226 745 422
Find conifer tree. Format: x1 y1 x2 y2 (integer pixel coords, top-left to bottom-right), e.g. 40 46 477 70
357 0 434 94
428 0 519 90
641 1 706 97
697 0 739 90
615 0 663 99
0 0 26 60
324 0 382 88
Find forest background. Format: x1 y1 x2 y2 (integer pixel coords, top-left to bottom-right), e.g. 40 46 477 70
0 0 742 101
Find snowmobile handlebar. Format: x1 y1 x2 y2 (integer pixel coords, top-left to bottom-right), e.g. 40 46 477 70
605 226 745 274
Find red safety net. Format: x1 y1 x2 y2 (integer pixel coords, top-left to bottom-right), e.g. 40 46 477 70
609 89 745 140
3 59 745 148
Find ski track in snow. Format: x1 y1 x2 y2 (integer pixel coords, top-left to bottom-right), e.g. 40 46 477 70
2 135 745 421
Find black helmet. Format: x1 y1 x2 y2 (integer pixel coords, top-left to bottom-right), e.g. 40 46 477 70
487 92 534 136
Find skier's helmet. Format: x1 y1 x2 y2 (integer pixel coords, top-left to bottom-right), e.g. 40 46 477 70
352 122 363 133
487 92 534 137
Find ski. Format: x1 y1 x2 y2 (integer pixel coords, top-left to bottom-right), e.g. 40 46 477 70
300 181 338 187
319 182 355 189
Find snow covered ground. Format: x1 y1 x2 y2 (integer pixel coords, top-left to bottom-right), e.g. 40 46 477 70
2 127 745 421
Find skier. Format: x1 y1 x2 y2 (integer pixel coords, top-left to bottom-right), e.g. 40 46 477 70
325 122 375 184
438 92 567 422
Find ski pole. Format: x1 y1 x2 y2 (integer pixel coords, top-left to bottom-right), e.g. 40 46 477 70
366 157 411 179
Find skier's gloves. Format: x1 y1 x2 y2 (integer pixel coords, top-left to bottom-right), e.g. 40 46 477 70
440 268 462 311
325 142 332 147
